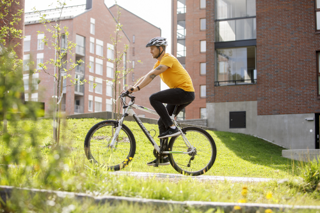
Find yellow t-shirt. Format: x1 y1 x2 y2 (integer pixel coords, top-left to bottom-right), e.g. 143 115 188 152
153 53 194 92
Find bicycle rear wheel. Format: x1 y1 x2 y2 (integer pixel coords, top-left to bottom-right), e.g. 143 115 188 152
168 126 217 176
84 120 136 171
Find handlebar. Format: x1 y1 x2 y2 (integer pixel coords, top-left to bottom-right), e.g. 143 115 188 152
120 88 135 99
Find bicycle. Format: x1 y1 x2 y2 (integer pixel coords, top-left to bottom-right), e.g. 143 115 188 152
84 90 217 176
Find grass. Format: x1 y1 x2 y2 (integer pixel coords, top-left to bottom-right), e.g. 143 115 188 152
2 118 320 208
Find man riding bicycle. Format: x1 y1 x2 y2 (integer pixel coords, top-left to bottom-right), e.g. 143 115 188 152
128 37 195 166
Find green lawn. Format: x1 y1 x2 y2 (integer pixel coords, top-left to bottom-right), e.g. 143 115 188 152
63 118 297 178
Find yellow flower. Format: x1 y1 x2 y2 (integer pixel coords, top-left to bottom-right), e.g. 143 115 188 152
241 189 248 196
242 186 248 190
234 206 241 210
129 157 133 160
238 199 247 203
265 209 273 213
266 192 273 199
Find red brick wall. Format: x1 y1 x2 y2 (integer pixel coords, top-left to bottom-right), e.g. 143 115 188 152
109 5 161 119
206 0 320 115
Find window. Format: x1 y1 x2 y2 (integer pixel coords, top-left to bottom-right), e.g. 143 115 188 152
216 47 256 86
230 111 246 128
95 58 103 75
107 62 114 78
95 97 102 112
317 52 320 95
200 62 206 75
24 35 31 52
89 76 94 92
24 93 38 102
89 56 94 73
216 0 256 42
95 78 102 94
200 85 206 97
177 0 186 14
37 53 44 70
88 95 93 111
133 35 135 44
96 39 103 56
61 34 67 50
106 81 112 97
106 99 112 112
317 0 320 30
90 18 95 35
132 47 135 56
90 37 94 54
177 21 186 39
200 0 206 8
200 40 206 52
74 74 84 93
37 34 44 50
76 35 85 55
23 54 30 71
132 61 135 69
200 19 206 30
177 39 186 57
107 43 114 60
200 108 207 119
23 74 29 91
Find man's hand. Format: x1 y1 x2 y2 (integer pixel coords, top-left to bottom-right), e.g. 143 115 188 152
127 85 139 93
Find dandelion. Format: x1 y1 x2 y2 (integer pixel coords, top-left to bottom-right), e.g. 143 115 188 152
238 199 246 203
265 209 273 213
266 192 273 199
241 186 248 197
234 206 241 210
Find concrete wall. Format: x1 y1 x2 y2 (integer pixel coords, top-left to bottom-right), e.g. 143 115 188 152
207 101 315 149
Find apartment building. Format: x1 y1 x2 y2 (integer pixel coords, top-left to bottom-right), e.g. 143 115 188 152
109 5 161 119
202 0 320 149
171 0 207 120
23 0 132 115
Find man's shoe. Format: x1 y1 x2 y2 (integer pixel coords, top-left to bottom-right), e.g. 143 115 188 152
147 157 170 166
158 128 180 139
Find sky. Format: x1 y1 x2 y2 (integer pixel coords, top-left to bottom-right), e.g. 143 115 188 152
24 0 172 54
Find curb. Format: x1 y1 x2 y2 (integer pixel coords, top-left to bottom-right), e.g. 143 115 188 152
1 186 320 212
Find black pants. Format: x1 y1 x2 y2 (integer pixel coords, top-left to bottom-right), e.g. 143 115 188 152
149 88 195 134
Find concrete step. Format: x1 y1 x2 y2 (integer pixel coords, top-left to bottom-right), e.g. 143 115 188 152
282 149 320 162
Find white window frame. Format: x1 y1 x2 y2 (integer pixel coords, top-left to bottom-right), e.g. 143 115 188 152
89 75 94 92
200 0 206 9
96 39 103 56
24 35 31 52
37 34 44 50
94 96 102 112
89 56 94 73
200 18 206 30
90 37 95 54
107 62 114 78
200 40 206 53
24 93 38 102
95 58 103 75
106 99 112 112
88 95 93 111
23 54 30 71
37 53 44 70
95 78 103 94
90 18 95 35
106 81 113 97
200 62 206 75
200 85 206 98
107 43 114 60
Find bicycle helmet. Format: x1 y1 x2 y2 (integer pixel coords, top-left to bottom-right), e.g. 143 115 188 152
146 37 168 58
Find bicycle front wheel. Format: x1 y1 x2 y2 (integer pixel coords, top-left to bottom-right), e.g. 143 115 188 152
84 120 136 171
168 127 217 176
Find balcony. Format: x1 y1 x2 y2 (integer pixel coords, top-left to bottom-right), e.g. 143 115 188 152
76 45 85 56
75 63 85 74
74 84 84 95
74 105 83 114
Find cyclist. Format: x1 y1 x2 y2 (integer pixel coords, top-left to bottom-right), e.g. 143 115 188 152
127 37 195 166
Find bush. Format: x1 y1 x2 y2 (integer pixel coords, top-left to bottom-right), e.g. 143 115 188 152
300 158 320 192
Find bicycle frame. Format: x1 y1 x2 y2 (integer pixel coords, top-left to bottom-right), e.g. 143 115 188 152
109 96 195 155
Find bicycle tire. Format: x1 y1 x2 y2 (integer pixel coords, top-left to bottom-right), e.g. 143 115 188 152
84 120 136 171
168 126 217 176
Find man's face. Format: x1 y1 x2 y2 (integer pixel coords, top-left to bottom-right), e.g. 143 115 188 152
150 46 162 58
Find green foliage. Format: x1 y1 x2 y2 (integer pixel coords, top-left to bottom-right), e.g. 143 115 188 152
299 158 320 192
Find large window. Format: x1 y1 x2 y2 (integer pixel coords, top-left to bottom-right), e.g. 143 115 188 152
37 53 44 70
95 97 102 112
200 85 206 98
316 0 320 30
177 39 186 57
216 47 256 86
76 35 85 55
177 0 186 14
90 37 94 54
216 0 256 42
37 34 44 50
106 99 112 112
88 95 93 111
200 62 206 75
107 62 114 78
89 76 94 92
95 78 102 94
106 82 112 97
200 40 206 53
89 56 94 73
95 58 103 75
200 19 206 30
200 0 206 9
96 39 103 56
177 21 186 39
23 54 30 71
107 43 114 60
90 18 95 35
24 35 31 52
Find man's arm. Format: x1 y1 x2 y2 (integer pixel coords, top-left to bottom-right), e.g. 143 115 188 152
129 65 168 92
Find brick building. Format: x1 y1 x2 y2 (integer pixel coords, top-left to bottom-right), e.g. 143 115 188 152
171 0 207 120
109 5 161 119
199 0 320 149
23 0 160 116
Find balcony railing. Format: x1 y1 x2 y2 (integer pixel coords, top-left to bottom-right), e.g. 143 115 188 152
74 84 84 94
214 79 257 86
75 63 85 74
74 105 83 113
76 45 85 56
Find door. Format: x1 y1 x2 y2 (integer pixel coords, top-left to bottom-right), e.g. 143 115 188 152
316 113 320 149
